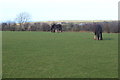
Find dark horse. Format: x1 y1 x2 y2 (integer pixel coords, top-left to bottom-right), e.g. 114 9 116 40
51 23 62 33
94 24 103 40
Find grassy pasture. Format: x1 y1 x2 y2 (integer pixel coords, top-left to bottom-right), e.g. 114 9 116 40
2 31 118 78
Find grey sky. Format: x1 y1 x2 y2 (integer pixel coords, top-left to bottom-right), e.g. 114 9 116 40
0 0 119 22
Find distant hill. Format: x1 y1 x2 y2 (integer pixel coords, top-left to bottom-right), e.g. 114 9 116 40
31 20 117 24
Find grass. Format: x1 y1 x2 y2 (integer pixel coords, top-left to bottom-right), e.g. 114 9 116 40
2 31 118 78
0 31 2 79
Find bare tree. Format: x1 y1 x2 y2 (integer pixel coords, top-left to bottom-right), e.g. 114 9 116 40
16 12 31 30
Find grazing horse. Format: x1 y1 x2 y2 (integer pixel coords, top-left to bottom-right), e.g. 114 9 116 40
94 24 103 40
51 23 62 33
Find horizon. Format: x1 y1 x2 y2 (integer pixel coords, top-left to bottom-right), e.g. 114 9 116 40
0 19 118 24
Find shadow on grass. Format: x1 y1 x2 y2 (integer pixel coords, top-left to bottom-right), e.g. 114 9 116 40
102 38 114 40
93 38 114 41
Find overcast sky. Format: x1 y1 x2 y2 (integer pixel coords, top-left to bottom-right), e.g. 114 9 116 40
0 0 119 22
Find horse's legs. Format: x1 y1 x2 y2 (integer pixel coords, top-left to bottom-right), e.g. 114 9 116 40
99 32 103 40
96 33 99 40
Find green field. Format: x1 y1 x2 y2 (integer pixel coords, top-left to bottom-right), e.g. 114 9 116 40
2 31 118 78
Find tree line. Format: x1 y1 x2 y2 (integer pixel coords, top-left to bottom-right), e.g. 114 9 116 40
0 21 119 33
